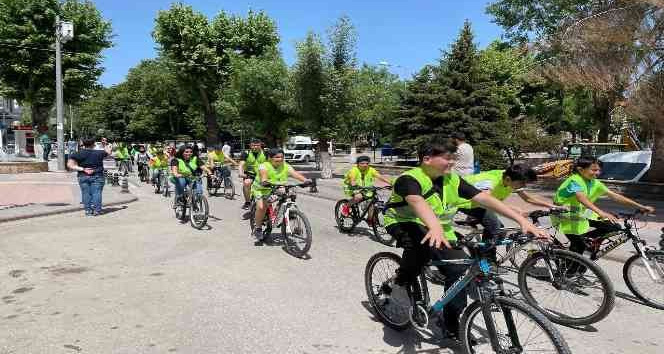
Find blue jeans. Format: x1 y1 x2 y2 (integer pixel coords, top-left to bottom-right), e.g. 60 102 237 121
173 177 203 197
79 174 105 214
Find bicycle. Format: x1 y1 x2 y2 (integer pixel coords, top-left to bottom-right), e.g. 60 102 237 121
172 175 209 229
249 182 315 258
137 162 149 182
537 209 664 310
152 168 169 195
207 163 235 199
334 186 394 246
365 235 571 354
454 210 616 326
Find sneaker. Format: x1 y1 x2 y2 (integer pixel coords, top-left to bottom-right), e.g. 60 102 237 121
382 280 410 309
341 203 351 217
242 202 251 210
253 228 264 241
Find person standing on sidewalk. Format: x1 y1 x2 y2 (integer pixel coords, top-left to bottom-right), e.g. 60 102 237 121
39 130 52 161
451 132 474 176
67 137 112 216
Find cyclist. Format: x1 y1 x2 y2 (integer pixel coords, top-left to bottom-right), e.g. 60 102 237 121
136 145 151 181
113 142 131 173
239 139 267 210
382 141 547 340
251 148 311 245
456 165 558 267
149 147 169 188
170 145 212 206
206 144 239 187
341 155 392 222
553 156 655 256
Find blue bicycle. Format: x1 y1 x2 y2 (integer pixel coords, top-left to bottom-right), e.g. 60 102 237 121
364 234 571 354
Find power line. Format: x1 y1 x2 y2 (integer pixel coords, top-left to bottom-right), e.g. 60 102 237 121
0 40 81 55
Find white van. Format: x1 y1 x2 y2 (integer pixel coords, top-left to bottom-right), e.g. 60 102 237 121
284 136 316 163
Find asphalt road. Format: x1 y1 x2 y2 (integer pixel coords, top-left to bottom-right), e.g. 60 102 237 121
1 172 663 354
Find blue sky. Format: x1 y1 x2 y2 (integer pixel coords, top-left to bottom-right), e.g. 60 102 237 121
96 0 504 86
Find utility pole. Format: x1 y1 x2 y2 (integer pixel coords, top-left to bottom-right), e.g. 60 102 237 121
55 16 73 171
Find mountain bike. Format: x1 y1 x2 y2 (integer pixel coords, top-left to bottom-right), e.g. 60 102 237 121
172 176 209 229
117 159 130 177
454 210 616 326
137 162 149 182
334 186 393 246
207 164 235 199
536 209 664 310
249 182 315 258
152 168 169 195
365 234 571 354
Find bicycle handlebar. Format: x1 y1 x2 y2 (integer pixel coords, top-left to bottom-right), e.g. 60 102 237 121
349 185 392 192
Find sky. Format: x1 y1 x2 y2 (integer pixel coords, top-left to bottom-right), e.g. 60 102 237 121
95 0 505 87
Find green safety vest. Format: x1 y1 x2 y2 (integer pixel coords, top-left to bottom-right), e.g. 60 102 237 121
245 150 267 174
151 156 169 169
343 166 377 187
553 174 607 235
384 167 461 241
115 147 129 160
208 151 226 164
176 157 199 178
457 170 512 209
252 161 291 194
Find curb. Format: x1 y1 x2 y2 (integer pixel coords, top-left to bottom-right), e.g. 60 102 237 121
0 194 139 224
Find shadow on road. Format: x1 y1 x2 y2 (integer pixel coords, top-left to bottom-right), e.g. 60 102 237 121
100 206 128 215
616 290 649 307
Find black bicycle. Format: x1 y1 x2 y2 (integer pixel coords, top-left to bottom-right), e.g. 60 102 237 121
249 182 315 258
334 186 393 246
207 164 234 199
365 235 571 354
173 176 209 229
455 210 616 326
137 162 149 182
541 209 664 310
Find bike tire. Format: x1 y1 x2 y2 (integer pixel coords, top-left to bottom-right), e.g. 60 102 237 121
334 199 356 233
371 209 395 246
174 196 186 221
518 249 615 326
364 252 410 331
249 201 272 236
281 208 312 258
623 251 664 310
224 178 235 200
189 194 209 229
460 296 571 354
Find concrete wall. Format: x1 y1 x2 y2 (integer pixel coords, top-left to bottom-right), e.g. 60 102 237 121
0 162 48 174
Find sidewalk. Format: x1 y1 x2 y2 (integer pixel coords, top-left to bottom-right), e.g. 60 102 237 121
0 161 137 223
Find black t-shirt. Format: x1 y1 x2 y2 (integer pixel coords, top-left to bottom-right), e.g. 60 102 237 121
69 149 108 177
393 175 481 200
170 157 205 175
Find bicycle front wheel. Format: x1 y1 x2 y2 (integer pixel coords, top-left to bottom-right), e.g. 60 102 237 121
371 209 394 246
518 249 615 326
460 296 571 354
190 195 209 229
623 250 664 310
282 209 312 258
224 177 235 199
334 199 356 233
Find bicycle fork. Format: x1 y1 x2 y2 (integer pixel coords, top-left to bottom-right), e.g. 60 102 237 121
478 278 523 352
635 242 664 282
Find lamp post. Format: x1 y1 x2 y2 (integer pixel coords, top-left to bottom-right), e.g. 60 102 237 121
55 16 74 171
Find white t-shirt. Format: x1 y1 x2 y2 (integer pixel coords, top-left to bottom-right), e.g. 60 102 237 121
222 144 231 157
453 142 474 176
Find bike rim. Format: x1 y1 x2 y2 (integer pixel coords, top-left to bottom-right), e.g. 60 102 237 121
627 254 664 307
335 201 355 230
464 301 562 353
284 213 309 252
522 254 608 322
368 256 410 327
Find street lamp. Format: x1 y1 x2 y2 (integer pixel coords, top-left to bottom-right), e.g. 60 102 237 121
55 16 74 171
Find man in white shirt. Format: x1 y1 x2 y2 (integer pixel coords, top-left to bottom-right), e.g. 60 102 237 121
222 141 231 157
452 132 474 176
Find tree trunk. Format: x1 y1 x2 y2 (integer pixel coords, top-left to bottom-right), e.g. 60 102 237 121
198 86 219 145
30 104 51 130
645 125 664 183
593 92 611 143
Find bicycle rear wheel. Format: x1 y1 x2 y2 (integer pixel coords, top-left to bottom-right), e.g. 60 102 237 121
282 209 312 258
460 296 571 354
623 250 664 310
364 252 411 331
190 194 209 229
518 249 615 326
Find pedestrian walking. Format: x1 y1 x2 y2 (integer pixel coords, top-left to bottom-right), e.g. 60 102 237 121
39 130 52 162
67 137 112 216
222 141 231 158
452 132 474 176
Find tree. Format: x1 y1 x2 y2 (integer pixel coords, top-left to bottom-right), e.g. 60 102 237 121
153 4 279 145
220 50 293 146
292 31 327 137
0 0 112 127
